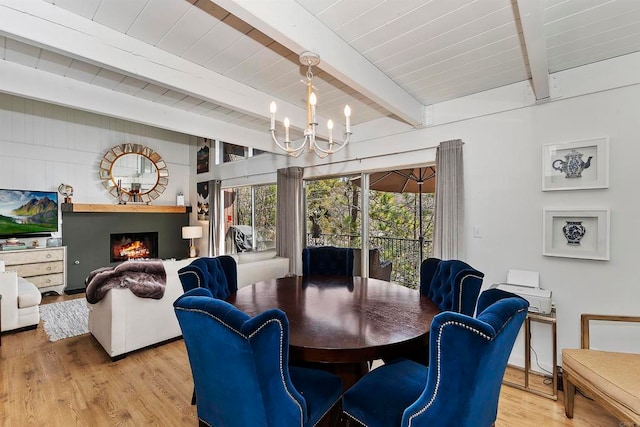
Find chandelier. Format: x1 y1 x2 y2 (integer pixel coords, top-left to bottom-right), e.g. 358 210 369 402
269 51 352 158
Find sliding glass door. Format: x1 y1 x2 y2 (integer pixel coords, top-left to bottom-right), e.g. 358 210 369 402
304 167 435 289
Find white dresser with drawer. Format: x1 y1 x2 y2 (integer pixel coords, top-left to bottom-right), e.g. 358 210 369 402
0 246 66 294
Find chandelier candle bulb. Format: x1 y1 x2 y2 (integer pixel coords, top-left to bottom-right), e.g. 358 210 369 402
327 119 334 144
310 92 317 124
269 101 276 129
344 105 351 133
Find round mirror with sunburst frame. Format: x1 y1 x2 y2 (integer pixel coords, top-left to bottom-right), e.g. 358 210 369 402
99 143 169 203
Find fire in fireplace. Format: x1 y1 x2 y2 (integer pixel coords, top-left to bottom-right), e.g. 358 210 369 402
110 232 158 262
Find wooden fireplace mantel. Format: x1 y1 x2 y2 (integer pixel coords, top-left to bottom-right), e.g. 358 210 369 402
61 203 191 214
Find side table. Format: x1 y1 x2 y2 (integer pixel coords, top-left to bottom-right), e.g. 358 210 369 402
504 308 558 400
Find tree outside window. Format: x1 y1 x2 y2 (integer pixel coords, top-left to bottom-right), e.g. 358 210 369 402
305 176 434 288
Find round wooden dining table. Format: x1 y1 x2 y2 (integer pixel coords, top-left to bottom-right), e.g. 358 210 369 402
227 275 440 388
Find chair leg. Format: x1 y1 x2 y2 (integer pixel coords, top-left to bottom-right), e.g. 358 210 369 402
191 387 196 405
563 375 575 418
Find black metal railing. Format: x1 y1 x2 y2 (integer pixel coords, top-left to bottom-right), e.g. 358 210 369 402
306 233 432 289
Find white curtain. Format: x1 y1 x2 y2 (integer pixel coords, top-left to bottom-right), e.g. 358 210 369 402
433 139 465 260
208 180 221 256
276 167 304 275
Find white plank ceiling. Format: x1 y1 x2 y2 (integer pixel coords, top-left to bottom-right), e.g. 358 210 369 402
1 0 640 150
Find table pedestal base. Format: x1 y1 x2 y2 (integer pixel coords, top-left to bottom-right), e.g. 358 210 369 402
292 360 370 391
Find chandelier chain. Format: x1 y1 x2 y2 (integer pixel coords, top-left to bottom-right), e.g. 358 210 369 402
306 63 314 81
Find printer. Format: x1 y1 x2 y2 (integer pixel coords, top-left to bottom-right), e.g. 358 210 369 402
493 269 552 314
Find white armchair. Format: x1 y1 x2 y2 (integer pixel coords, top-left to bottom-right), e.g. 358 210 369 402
0 260 42 333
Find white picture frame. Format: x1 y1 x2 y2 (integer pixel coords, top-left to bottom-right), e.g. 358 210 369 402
542 137 609 191
543 209 610 260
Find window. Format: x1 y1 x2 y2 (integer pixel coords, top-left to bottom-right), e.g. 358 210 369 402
305 176 361 248
224 184 277 253
221 141 247 163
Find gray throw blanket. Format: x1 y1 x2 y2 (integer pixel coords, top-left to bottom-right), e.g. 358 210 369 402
85 259 166 304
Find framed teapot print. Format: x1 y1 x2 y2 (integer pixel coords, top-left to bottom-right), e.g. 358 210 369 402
542 137 609 191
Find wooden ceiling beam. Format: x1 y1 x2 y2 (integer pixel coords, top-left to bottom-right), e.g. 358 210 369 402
0 60 272 150
515 0 551 101
0 0 311 131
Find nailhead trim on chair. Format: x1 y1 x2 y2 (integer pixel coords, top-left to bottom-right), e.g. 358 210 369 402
178 270 202 288
342 319 493 427
406 321 492 426
343 303 526 427
175 306 306 425
406 307 527 426
344 412 368 426
458 273 483 313
248 318 306 426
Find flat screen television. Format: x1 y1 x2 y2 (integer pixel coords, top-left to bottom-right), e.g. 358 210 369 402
0 188 59 238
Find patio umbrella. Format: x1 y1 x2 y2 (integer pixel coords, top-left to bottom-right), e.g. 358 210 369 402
352 166 436 261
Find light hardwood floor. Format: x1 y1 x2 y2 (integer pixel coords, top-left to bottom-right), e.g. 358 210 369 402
0 294 622 426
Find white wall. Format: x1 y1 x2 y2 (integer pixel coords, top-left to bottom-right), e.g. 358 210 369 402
453 84 640 369
213 71 640 372
0 93 194 242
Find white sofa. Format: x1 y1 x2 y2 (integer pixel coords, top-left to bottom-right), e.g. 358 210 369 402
230 250 291 289
0 260 42 333
87 251 289 359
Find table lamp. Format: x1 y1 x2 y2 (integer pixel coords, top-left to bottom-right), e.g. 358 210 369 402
182 225 203 258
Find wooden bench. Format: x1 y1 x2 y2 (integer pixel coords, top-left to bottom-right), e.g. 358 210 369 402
562 314 640 425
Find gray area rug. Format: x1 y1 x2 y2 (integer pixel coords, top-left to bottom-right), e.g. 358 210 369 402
40 298 89 342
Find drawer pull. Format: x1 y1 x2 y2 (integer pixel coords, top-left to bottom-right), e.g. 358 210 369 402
46 253 52 258
46 266 52 271
46 279 51 283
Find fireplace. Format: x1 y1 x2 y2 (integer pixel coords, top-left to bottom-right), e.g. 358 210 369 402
110 232 158 262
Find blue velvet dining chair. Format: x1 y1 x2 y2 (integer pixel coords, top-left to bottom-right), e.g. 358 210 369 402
177 255 238 404
302 246 354 276
178 255 238 298
402 258 485 366
174 288 343 427
420 257 485 316
342 288 529 427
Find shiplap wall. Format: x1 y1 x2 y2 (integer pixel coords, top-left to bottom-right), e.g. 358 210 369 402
0 93 193 222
